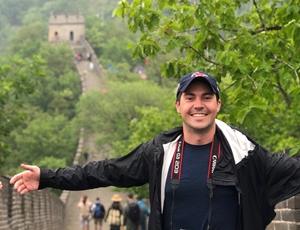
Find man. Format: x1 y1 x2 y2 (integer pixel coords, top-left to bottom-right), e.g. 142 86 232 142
137 196 150 230
77 195 92 230
124 193 140 230
9 71 300 230
91 197 105 230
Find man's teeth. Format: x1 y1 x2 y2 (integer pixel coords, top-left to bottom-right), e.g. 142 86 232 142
192 113 206 116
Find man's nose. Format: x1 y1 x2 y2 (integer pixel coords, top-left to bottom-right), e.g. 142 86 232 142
193 98 204 108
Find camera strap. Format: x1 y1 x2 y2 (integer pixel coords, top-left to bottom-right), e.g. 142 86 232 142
170 133 221 188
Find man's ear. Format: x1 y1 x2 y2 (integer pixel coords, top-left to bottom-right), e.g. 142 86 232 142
217 99 221 113
175 100 181 114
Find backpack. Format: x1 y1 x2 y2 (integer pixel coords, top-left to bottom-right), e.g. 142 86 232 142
127 202 140 223
93 203 104 219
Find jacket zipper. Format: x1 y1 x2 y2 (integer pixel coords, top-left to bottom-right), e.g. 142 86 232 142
207 180 214 230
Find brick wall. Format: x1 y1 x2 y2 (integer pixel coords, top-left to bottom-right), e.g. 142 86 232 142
0 176 64 230
267 195 300 230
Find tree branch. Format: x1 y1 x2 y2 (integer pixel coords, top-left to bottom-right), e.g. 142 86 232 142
253 0 266 30
273 55 300 84
250 25 282 35
246 67 258 90
187 45 222 66
182 25 282 38
274 75 291 108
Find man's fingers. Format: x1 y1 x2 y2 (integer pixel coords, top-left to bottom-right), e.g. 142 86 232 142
13 179 23 190
20 164 35 172
20 187 29 195
10 173 23 185
17 183 26 193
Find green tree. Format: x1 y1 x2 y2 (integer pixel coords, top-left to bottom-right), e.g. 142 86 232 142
76 80 175 147
23 43 81 118
86 15 138 68
114 0 300 155
0 55 46 173
36 156 66 171
8 22 47 57
5 113 77 174
0 40 80 174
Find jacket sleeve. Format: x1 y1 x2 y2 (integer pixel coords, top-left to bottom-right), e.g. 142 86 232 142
263 148 300 205
39 142 152 190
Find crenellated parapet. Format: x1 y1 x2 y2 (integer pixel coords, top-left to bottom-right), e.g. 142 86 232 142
49 13 85 25
0 176 64 230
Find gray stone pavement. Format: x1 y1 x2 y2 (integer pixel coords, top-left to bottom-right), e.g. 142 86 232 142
63 57 126 230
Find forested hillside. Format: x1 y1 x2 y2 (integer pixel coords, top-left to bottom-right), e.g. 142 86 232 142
0 0 121 174
0 0 177 184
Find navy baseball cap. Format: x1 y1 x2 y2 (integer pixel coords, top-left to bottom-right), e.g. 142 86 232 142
176 71 220 100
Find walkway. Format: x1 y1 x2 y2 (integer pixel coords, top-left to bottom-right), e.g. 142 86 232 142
63 53 126 230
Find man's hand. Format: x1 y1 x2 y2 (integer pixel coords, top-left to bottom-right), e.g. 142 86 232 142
10 164 41 194
0 181 3 190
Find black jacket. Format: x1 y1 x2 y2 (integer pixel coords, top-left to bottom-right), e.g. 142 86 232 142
39 120 300 230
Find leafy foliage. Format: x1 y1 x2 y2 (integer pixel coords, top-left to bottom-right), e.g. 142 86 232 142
8 22 47 57
115 0 300 155
0 55 46 172
36 156 66 170
28 43 81 118
76 80 175 146
115 105 180 154
4 113 76 174
86 15 139 73
0 35 80 174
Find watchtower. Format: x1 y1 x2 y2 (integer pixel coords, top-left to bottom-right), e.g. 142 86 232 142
48 13 85 43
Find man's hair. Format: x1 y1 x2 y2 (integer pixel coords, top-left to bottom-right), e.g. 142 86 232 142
128 193 134 199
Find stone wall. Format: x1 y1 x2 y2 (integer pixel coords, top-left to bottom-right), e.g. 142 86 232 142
0 176 64 230
267 195 300 230
48 14 85 43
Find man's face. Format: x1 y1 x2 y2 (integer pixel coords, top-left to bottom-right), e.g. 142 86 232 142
176 80 221 134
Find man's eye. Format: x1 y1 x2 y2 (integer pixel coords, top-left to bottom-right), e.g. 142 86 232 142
204 95 213 100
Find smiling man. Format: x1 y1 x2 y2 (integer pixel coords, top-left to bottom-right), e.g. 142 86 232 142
176 72 221 144
10 71 300 230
